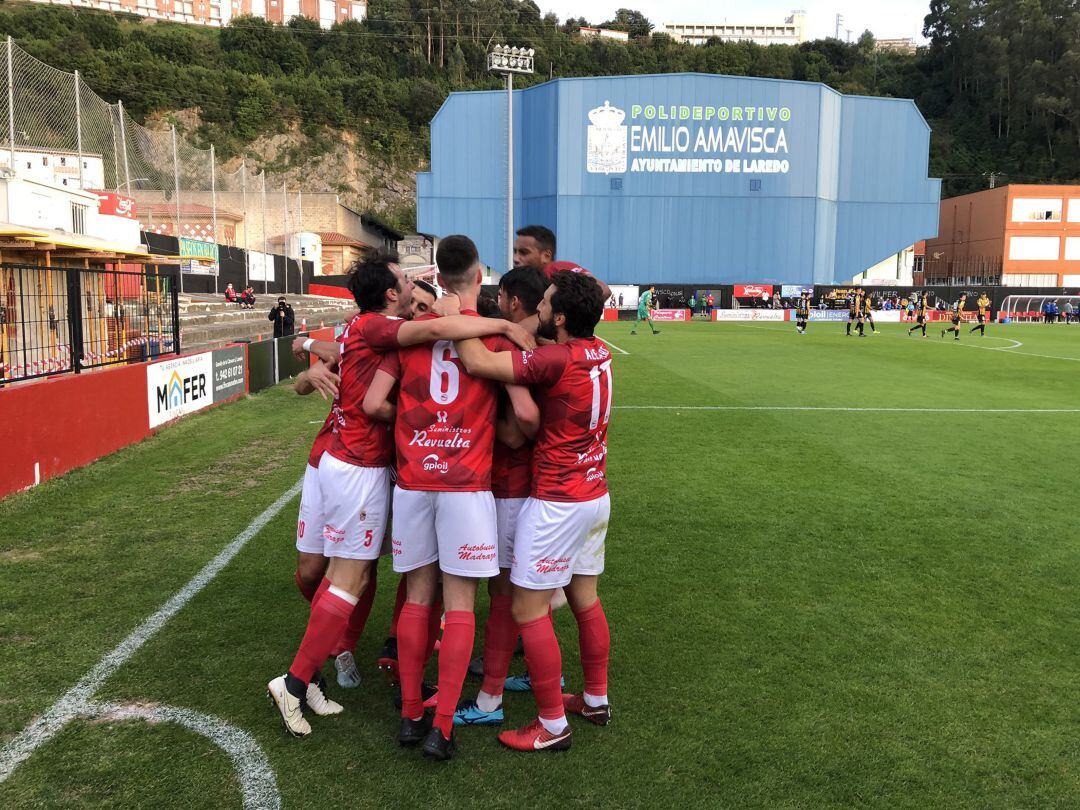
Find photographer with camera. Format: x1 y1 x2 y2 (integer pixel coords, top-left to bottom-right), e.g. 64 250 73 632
268 295 296 338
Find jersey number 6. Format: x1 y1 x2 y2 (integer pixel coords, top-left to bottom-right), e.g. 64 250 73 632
429 340 460 405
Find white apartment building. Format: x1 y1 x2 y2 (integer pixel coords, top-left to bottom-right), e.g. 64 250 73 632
579 27 630 43
26 0 366 30
663 11 808 47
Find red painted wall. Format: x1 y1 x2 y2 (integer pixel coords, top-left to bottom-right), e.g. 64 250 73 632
309 283 353 300
0 364 150 496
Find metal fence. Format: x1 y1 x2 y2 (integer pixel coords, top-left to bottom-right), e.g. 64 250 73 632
0 264 179 385
0 37 329 292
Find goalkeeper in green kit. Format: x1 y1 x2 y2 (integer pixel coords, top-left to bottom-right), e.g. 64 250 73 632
631 286 660 335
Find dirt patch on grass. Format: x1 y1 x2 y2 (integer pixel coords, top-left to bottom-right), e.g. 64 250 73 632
0 548 42 563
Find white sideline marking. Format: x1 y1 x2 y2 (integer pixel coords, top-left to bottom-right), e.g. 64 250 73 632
599 337 630 355
81 702 280 810
0 479 303 803
734 322 1080 362
613 405 1080 414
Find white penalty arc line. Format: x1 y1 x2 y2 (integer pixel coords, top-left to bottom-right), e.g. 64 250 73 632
613 405 1080 414
0 478 303 804
80 702 280 810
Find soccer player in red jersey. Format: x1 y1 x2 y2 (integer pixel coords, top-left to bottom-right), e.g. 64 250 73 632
456 270 614 752
364 236 539 760
287 275 438 690
455 266 547 726
267 253 534 738
514 224 611 299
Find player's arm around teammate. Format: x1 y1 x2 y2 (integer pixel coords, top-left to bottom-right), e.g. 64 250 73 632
457 271 614 751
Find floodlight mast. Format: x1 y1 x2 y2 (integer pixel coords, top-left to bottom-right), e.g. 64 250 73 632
487 45 535 272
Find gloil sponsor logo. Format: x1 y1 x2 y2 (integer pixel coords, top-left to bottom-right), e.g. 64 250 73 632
323 524 345 544
422 453 450 474
585 467 606 482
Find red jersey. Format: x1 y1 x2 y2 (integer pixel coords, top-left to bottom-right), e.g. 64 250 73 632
511 337 613 502
492 387 533 499
389 312 500 492
307 411 335 467
325 311 405 468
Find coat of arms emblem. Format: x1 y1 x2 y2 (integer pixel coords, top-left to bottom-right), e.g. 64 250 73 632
586 101 627 175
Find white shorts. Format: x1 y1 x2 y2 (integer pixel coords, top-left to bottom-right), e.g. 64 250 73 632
295 463 325 555
316 454 391 560
511 494 610 590
391 487 498 578
495 497 527 569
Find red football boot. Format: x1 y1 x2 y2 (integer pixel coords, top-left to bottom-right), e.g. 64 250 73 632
562 693 611 726
497 718 572 753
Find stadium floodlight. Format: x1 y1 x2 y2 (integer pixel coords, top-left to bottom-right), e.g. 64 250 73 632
488 44 536 271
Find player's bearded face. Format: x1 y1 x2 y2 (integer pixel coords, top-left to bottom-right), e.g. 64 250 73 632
537 309 558 341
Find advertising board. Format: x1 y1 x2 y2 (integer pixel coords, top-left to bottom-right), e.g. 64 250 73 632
147 352 214 428
211 346 246 403
712 309 787 321
734 284 775 299
650 309 691 322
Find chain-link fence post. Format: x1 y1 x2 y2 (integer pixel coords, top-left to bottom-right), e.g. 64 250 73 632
116 100 130 192
210 143 218 294
282 179 288 296
6 37 14 170
109 103 120 193
171 124 183 294
74 69 84 189
241 159 249 288
260 171 268 295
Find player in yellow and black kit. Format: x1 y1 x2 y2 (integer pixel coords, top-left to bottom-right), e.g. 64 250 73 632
795 291 810 334
941 294 967 340
861 292 877 335
907 294 930 337
969 293 990 336
846 291 861 336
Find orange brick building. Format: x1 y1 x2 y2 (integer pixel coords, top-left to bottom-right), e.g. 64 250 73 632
924 185 1080 287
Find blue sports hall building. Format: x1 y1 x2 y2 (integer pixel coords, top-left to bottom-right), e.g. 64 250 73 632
416 73 941 285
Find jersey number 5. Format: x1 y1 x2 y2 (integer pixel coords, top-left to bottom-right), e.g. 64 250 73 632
429 340 460 405
589 359 613 430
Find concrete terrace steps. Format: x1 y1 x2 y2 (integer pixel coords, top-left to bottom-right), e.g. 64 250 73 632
178 292 354 355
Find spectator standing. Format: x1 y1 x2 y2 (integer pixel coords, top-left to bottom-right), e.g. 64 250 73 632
269 296 296 338
688 293 697 316
707 293 715 316
618 293 624 308
1064 301 1074 324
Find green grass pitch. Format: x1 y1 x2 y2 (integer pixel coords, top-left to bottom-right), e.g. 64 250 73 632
2 320 1079 807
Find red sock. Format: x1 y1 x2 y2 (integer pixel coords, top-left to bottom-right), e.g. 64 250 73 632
288 586 356 684
424 598 443 664
573 599 610 697
309 577 331 612
519 614 564 722
388 577 408 638
334 568 377 656
433 611 475 737
397 602 431 719
294 570 319 603
481 595 516 697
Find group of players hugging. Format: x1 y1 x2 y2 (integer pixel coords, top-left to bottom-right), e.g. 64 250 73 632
267 227 616 760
